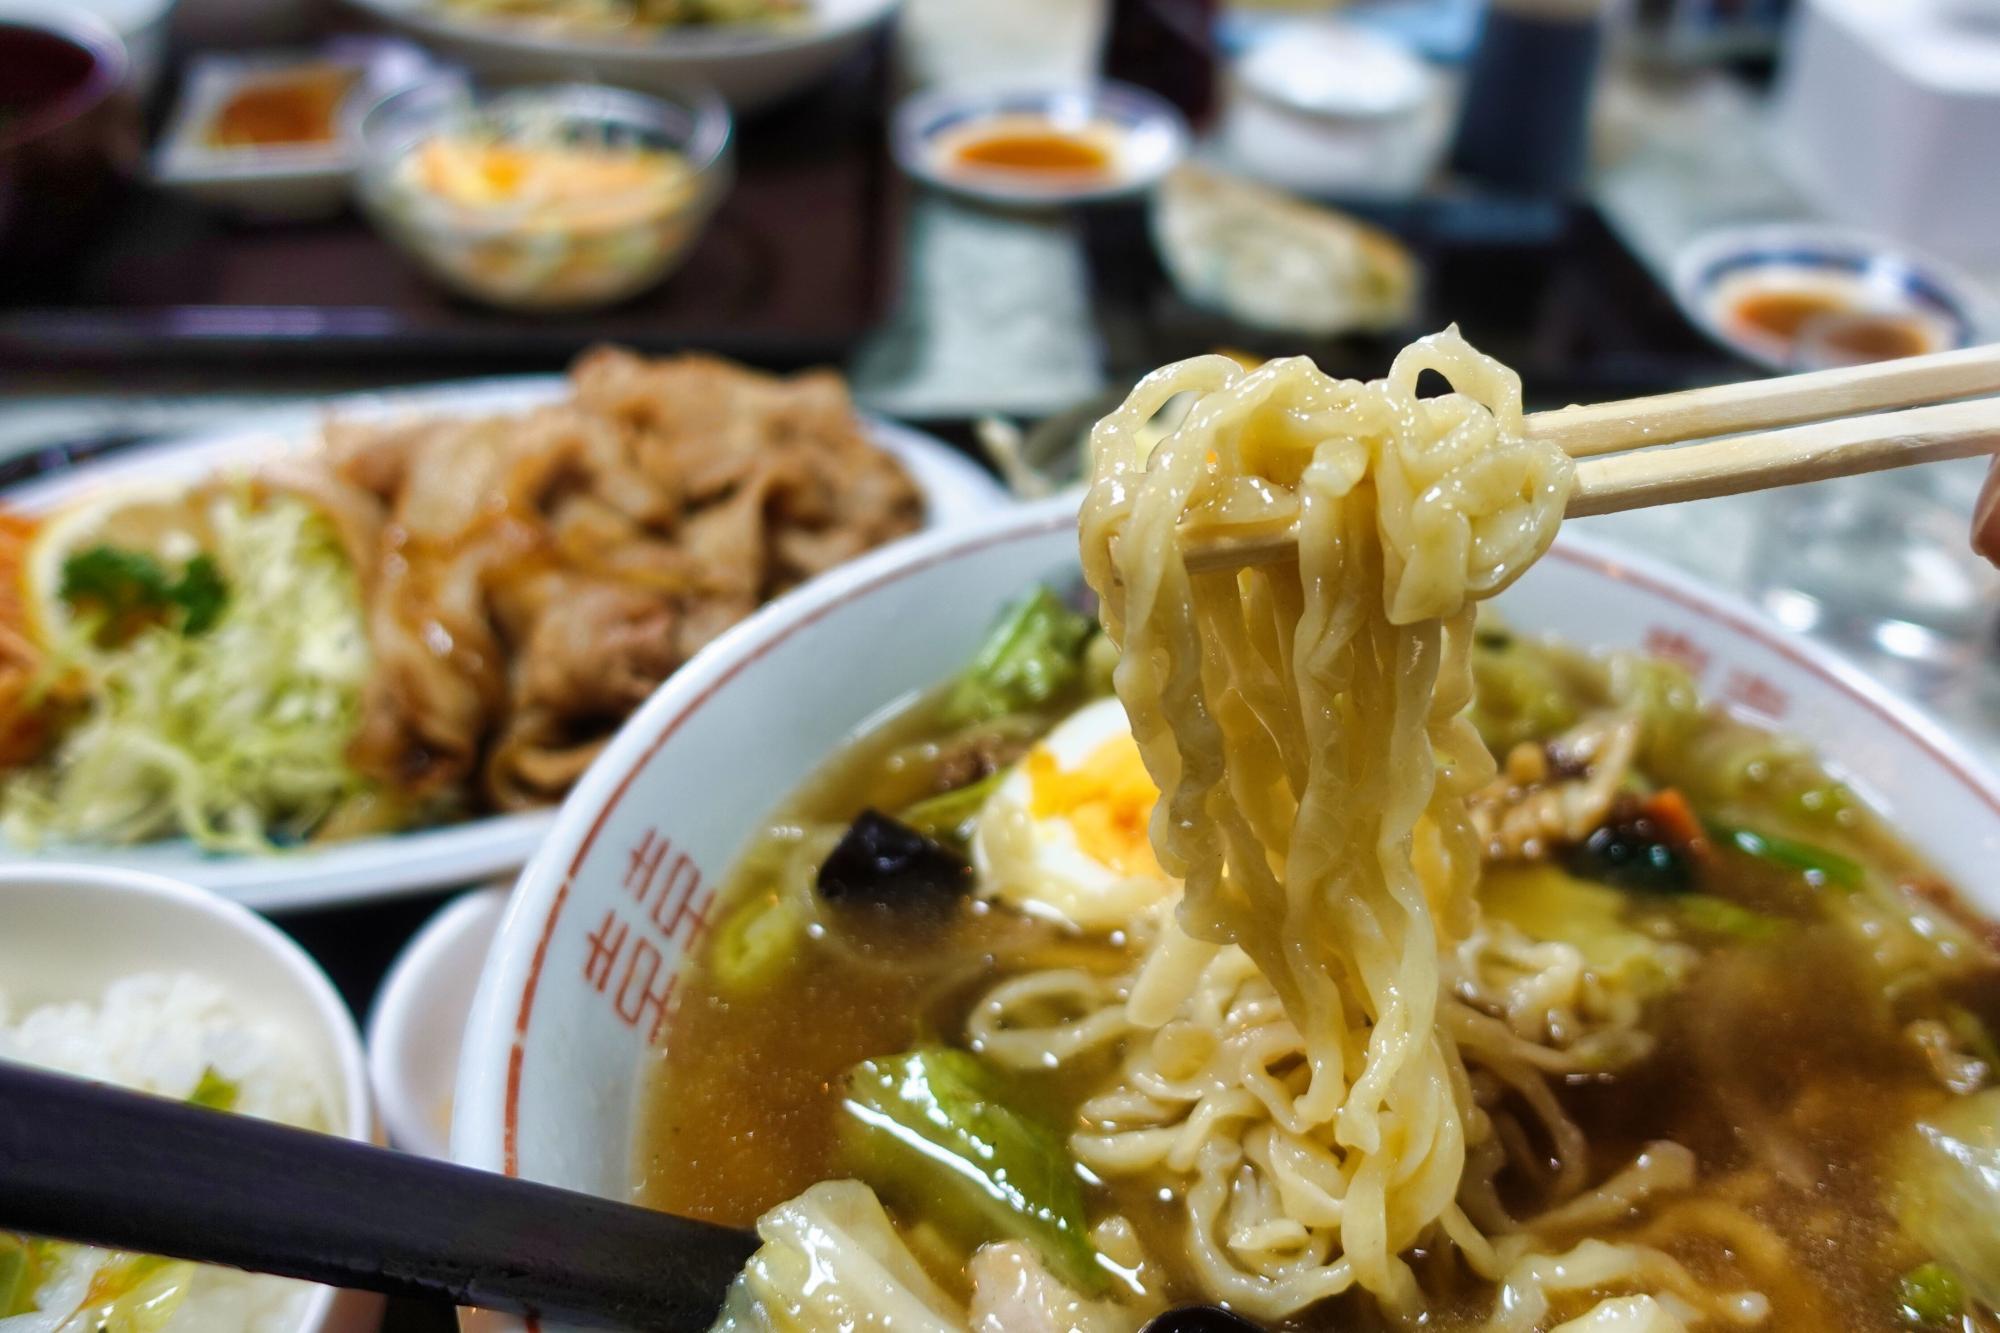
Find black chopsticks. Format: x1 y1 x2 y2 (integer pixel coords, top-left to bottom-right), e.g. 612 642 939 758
0 1062 758 1331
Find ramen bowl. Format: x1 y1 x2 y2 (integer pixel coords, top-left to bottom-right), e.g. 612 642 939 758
453 491 2000 1331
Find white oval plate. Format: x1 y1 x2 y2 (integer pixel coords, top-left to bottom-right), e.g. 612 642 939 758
0 376 1007 912
456 493 2000 1333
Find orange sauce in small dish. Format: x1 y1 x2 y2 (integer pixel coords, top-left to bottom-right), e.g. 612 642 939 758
1727 284 1940 365
205 65 357 149
941 115 1119 183
1812 312 1933 362
953 127 1111 175
1731 288 1847 340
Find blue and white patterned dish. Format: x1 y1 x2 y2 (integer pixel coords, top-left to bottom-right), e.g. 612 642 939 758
1670 222 1988 372
891 81 1190 207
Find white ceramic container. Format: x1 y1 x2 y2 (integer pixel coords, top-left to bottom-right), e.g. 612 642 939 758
0 863 381 1333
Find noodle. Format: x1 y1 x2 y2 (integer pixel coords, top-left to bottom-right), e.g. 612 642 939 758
1054 328 1571 1313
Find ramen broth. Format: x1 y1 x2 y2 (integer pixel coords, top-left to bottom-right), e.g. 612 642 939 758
639 633 2000 1330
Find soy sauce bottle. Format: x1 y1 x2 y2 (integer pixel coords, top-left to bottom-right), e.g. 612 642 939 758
1100 0 1219 127
1450 0 1606 196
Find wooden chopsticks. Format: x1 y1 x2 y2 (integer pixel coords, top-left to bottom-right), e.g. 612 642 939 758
1180 344 2000 576
1526 341 2000 457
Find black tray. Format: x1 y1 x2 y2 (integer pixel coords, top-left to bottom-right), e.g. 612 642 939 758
1084 193 1748 409
0 42 905 373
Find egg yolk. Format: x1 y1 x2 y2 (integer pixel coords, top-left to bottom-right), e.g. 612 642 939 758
1026 732 1164 880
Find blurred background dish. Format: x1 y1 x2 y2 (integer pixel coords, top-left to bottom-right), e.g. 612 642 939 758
891 81 1188 207
1219 20 1448 199
345 0 900 109
1771 0 2000 268
354 78 732 310
0 368 1004 907
0 863 380 1333
1671 223 1984 373
153 41 432 220
1150 162 1417 337
366 885 505 1160
14 0 175 99
0 9 139 265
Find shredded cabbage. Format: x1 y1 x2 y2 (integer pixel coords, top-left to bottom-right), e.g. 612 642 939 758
4 492 372 853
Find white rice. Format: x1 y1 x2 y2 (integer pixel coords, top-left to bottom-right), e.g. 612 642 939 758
0 972 336 1333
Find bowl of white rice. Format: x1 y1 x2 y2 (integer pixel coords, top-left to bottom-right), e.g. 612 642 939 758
0 864 379 1333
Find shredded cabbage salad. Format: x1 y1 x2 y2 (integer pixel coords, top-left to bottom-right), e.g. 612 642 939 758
4 491 372 853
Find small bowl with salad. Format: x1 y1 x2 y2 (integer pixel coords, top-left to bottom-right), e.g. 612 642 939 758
354 76 732 311
0 862 378 1333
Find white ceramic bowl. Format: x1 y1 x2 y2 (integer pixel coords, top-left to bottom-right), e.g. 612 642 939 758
367 885 508 1159
454 491 2000 1332
0 864 381 1333
345 0 901 111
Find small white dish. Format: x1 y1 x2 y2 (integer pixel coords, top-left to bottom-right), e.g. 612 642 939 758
1669 222 1986 372
892 82 1190 207
1240 21 1428 120
0 863 381 1333
1221 20 1448 198
0 376 1007 912
152 42 430 219
367 885 508 1160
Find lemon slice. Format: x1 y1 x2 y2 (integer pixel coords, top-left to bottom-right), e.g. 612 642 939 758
24 482 215 651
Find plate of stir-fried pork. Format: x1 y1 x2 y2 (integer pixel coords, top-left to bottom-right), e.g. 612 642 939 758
0 349 1005 906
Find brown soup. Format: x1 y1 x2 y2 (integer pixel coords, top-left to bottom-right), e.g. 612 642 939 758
640 627 2000 1330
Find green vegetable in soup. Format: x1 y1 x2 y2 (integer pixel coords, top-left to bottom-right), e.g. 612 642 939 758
1481 866 1688 1003
1603 654 1704 767
0 1234 37 1317
839 1046 1103 1293
1707 820 1863 891
1468 628 1583 754
942 588 1094 726
1674 894 1783 942
1947 1005 2000 1073
1897 1089 2000 1314
710 889 808 997
897 771 1003 851
69 1252 194 1333
187 1065 240 1113
1898 1262 1966 1325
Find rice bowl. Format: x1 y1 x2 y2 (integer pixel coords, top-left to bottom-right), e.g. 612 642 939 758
0 865 379 1333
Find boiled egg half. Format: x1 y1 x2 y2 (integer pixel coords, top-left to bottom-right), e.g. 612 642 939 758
973 696 1178 931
